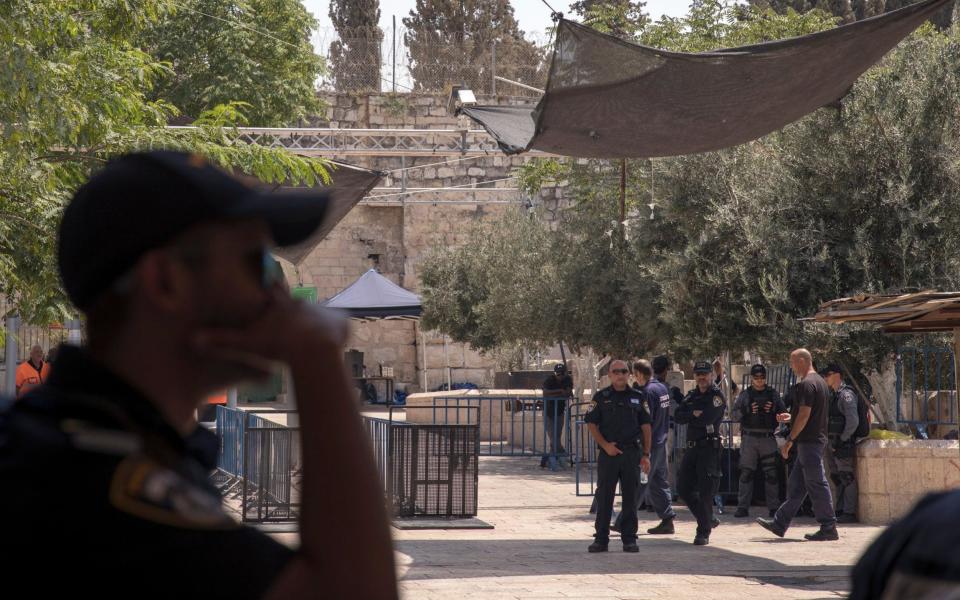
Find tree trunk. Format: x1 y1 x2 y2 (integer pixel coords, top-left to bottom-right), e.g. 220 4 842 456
864 352 898 430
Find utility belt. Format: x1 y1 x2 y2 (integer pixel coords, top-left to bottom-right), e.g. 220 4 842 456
601 439 641 451
686 437 722 449
742 429 775 438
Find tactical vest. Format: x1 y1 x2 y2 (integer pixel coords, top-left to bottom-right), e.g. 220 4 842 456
828 385 846 435
742 386 778 431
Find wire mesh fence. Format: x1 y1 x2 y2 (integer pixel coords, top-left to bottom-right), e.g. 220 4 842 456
314 25 550 95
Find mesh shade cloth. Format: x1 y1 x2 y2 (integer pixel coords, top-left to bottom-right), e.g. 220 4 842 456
460 0 951 158
273 160 382 265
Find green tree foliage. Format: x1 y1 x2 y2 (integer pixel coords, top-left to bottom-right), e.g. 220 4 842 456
750 0 952 28
328 0 383 92
403 0 544 93
420 3 960 374
1 1 330 322
568 1 649 39
142 0 324 126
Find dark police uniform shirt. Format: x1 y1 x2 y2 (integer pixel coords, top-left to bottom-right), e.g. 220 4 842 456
636 378 671 447
0 346 292 598
791 372 830 443
674 385 725 441
851 490 960 599
542 374 573 415
585 385 651 448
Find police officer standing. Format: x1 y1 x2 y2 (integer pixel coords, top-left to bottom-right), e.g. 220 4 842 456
612 358 677 534
675 361 727 546
541 363 572 468
733 364 788 518
585 359 652 553
823 364 860 523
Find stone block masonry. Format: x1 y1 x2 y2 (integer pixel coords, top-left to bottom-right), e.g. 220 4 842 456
292 93 572 394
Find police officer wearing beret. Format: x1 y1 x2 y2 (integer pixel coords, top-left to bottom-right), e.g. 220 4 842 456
0 152 399 598
675 360 727 546
586 360 652 553
733 364 788 518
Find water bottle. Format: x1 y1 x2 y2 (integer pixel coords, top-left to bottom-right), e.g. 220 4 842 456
640 470 649 485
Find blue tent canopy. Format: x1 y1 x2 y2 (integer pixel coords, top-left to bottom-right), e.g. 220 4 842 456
322 269 422 320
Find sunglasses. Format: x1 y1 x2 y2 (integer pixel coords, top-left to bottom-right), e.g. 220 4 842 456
611 368 630 375
244 247 284 289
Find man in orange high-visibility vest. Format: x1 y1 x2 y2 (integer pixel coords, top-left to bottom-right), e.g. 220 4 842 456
15 345 49 398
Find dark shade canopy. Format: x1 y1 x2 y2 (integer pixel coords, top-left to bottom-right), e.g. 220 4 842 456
460 0 951 159
322 269 422 320
273 160 383 265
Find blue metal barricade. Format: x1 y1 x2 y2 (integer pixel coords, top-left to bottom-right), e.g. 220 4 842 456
896 346 958 437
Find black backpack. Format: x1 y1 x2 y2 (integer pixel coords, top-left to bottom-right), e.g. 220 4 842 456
853 391 871 438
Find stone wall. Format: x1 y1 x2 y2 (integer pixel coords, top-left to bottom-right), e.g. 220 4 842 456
292 92 566 394
857 439 960 524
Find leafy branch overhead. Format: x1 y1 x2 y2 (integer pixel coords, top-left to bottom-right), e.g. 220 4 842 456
420 2 960 371
0 1 330 322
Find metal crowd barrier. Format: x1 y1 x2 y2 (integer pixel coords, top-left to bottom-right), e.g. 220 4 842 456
419 395 572 470
214 406 301 523
363 407 480 518
242 425 300 522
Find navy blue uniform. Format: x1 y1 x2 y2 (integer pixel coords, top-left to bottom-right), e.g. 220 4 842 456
585 385 651 546
0 346 292 597
675 385 726 539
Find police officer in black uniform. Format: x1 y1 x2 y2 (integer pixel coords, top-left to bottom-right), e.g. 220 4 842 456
675 360 727 546
0 152 399 598
585 360 652 553
733 364 788 518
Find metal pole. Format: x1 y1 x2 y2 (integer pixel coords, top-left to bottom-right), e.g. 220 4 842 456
953 329 960 457
3 314 19 397
491 40 497 96
619 159 627 227
493 76 544 94
444 335 452 390
421 326 428 392
392 15 397 93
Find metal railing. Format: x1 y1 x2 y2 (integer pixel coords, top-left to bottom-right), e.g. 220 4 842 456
314 25 549 94
241 426 300 523
896 346 958 437
215 406 301 522
363 407 480 518
419 396 571 469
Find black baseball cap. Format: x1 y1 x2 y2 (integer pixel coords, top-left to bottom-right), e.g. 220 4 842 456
822 363 843 376
553 363 567 374
750 364 767 377
58 151 330 311
693 361 712 374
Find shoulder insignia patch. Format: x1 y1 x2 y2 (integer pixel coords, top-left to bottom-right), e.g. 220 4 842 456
110 456 238 530
713 396 724 408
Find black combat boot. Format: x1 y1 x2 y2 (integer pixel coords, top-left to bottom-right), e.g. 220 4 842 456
647 518 675 535
588 541 608 552
756 517 786 538
804 526 840 541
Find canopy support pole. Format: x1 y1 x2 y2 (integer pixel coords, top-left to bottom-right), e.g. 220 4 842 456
421 326 427 393
619 159 627 230
444 335 452 390
954 329 960 457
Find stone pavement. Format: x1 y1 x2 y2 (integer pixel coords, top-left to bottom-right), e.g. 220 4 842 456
389 456 883 600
